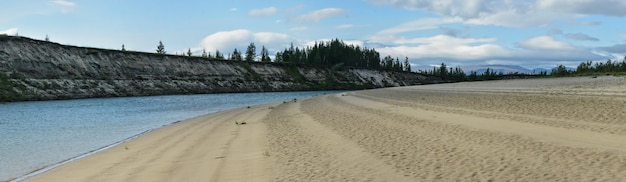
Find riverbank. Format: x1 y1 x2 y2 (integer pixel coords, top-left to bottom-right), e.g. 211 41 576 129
1 36 442 102
25 76 626 181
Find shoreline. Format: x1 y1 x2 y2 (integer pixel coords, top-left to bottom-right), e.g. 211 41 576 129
2 91 338 182
22 101 283 182
12 115 201 182
21 76 626 181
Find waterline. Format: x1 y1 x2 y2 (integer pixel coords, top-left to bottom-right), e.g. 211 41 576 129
1 91 343 181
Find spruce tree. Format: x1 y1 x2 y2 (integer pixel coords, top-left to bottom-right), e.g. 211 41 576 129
245 42 256 62
260 46 271 62
404 57 411 72
215 50 224 59
231 49 242 61
156 41 166 54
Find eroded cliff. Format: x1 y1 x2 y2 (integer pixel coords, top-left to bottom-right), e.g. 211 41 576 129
0 36 442 102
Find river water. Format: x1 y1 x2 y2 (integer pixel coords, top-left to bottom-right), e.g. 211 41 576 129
0 91 342 181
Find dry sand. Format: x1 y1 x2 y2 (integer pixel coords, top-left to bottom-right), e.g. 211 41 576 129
26 76 626 181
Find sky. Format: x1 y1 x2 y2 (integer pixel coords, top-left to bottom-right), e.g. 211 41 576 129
1 0 626 69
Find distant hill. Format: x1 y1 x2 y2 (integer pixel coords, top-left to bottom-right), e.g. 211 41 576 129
415 65 576 75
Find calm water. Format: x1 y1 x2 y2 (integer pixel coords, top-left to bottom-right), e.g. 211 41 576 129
0 91 342 181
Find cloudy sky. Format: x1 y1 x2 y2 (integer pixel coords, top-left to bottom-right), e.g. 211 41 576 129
1 0 625 69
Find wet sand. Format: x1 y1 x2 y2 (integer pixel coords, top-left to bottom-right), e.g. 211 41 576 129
26 76 626 181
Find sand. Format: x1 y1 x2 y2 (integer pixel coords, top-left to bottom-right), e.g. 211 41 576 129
25 76 626 181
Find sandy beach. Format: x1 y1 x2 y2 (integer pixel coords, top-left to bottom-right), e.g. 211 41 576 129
25 76 626 181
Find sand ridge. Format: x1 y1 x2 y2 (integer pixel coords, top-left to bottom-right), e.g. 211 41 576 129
25 76 626 181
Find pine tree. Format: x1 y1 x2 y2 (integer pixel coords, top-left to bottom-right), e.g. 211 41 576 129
201 49 208 57
187 48 192 56
231 49 242 61
260 46 271 62
45 35 50 41
156 41 166 54
404 57 411 72
121 44 126 51
215 50 224 59
439 63 447 77
275 52 283 62
245 42 257 62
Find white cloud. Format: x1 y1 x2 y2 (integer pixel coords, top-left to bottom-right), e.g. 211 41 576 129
248 7 278 16
537 0 626 16
200 29 291 53
369 0 491 18
597 44 626 54
52 0 75 7
290 26 308 31
547 29 599 41
336 24 353 29
563 33 599 41
464 9 563 27
440 26 469 37
229 8 238 12
568 20 601 26
547 28 563 35
373 34 605 67
517 36 579 51
369 0 626 27
254 32 290 45
0 28 18 35
375 35 510 61
51 0 76 13
377 17 461 36
294 8 347 22
370 17 461 43
200 29 254 52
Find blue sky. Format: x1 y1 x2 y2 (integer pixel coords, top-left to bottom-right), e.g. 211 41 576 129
1 0 626 69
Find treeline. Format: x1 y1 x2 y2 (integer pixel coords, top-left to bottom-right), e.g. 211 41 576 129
154 39 626 80
168 39 411 72
274 39 411 72
552 57 626 76
420 56 626 82
418 63 544 82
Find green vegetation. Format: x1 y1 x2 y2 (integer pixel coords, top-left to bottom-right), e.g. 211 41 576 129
0 72 23 101
201 49 208 57
422 56 625 82
156 41 166 54
244 42 256 62
241 63 262 81
273 39 409 72
284 66 307 83
553 57 626 77
215 50 224 59
230 48 243 61
260 46 271 62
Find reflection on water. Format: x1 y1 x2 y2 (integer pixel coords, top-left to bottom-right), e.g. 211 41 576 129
0 91 342 181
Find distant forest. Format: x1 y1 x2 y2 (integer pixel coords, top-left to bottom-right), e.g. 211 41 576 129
191 39 411 73
418 57 626 82
193 38 626 82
